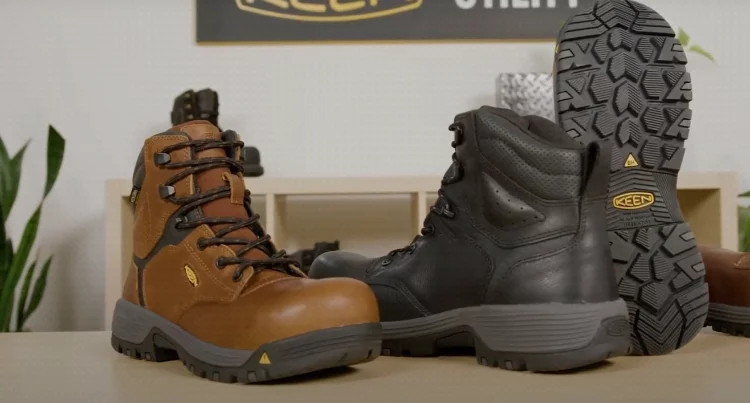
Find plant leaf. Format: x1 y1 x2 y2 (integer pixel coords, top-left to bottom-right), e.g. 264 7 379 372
740 190 750 198
24 257 51 323
15 259 36 332
0 206 11 289
2 141 29 221
677 28 690 47
742 214 750 253
739 206 750 252
1 289 13 332
44 126 65 198
0 237 12 293
0 205 41 330
688 45 716 63
0 136 13 221
0 169 6 291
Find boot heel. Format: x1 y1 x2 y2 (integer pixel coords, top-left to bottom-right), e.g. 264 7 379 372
611 223 709 355
110 298 179 362
111 333 179 362
469 300 631 372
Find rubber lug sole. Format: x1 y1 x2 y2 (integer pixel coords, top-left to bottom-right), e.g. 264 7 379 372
381 300 631 373
111 299 381 383
554 0 708 356
706 303 750 338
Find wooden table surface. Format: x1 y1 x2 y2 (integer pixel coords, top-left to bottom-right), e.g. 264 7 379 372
1 330 748 403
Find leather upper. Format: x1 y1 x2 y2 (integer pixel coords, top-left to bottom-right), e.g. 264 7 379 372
122 121 379 350
700 245 750 307
309 107 619 321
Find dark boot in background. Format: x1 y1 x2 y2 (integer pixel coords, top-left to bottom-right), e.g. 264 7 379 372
291 241 340 274
171 88 264 177
310 107 631 372
242 146 264 177
700 246 750 337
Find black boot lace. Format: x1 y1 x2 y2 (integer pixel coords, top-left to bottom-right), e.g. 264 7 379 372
155 135 300 281
382 122 465 266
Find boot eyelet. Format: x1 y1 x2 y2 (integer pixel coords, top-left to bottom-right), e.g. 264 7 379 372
158 185 175 199
422 225 435 236
174 216 185 229
215 258 226 269
449 123 464 146
381 259 392 267
196 238 207 250
232 271 243 282
154 153 171 166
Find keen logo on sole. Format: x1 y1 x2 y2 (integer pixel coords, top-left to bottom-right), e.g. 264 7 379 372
235 0 423 22
612 192 655 210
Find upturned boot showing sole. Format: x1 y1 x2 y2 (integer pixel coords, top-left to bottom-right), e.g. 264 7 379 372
310 107 631 372
554 0 708 355
113 121 381 383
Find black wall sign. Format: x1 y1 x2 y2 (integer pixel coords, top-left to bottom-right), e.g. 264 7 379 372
196 0 595 44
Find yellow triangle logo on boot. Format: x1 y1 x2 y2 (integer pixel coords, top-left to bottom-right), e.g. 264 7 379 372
259 353 271 365
624 153 639 168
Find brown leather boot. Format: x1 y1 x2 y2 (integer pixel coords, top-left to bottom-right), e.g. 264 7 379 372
111 121 381 383
700 245 750 337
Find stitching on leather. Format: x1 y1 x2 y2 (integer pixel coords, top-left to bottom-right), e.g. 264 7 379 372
500 200 593 283
369 280 431 317
185 237 234 295
463 193 578 247
134 190 151 258
478 152 578 207
365 257 386 277
735 254 750 270
478 135 582 179
245 277 295 295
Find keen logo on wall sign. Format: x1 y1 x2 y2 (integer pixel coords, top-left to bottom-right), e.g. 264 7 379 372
196 0 595 44
234 0 424 22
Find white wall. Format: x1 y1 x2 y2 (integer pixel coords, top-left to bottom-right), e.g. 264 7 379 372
0 0 746 331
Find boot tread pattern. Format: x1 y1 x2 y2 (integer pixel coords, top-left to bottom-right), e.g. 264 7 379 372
612 223 708 354
555 0 708 355
111 325 380 384
557 0 691 177
707 320 750 338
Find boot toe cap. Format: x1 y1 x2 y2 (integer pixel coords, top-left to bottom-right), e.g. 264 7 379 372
254 277 380 344
308 251 375 281
298 277 380 326
178 277 379 350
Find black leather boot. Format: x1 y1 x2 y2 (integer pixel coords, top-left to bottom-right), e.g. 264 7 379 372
309 107 631 372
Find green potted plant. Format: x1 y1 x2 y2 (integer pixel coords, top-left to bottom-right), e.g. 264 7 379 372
0 126 65 332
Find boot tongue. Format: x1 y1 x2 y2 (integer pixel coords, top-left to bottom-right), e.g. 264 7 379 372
173 121 270 261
